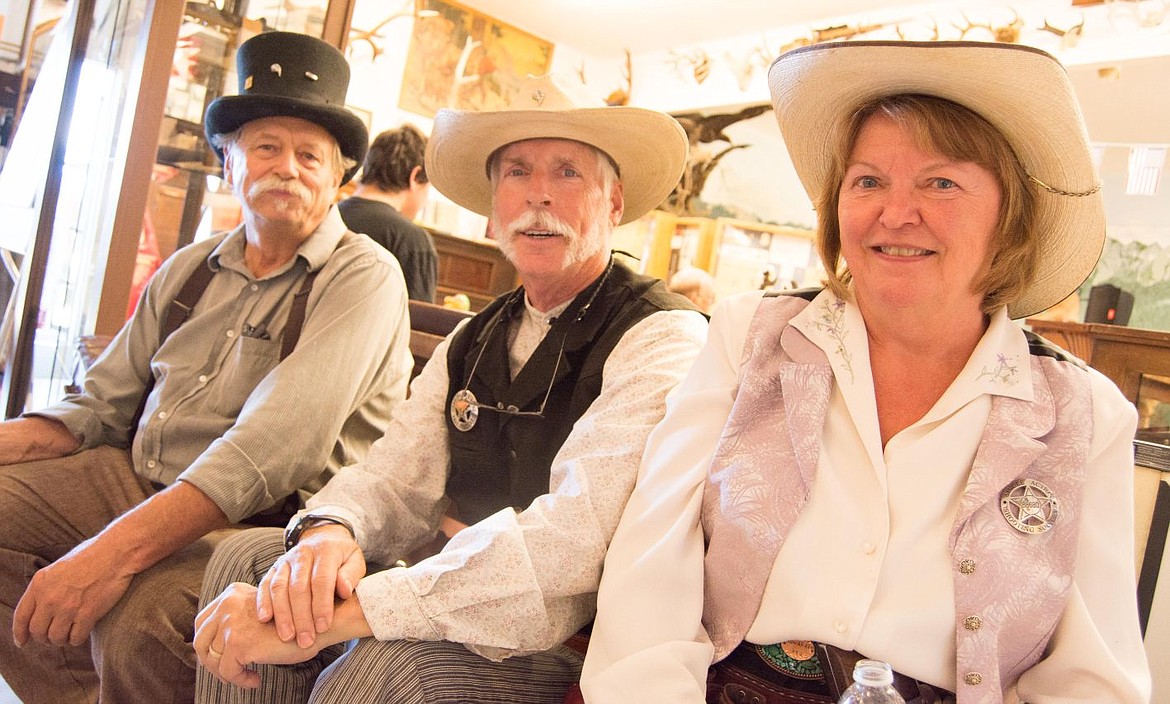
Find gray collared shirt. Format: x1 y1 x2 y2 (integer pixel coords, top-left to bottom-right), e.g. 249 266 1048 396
32 207 413 522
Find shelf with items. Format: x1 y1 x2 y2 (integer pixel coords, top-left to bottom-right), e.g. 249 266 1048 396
611 210 818 301
148 3 245 259
163 11 235 126
709 218 818 298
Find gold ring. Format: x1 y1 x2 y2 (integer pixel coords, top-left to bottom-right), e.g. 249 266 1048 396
207 645 223 659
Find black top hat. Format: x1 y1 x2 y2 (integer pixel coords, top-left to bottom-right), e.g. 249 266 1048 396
204 31 368 184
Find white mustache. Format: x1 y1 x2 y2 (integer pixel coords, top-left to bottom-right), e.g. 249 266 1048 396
500 210 579 239
248 176 311 204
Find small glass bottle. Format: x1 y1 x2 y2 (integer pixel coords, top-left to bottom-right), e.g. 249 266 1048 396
837 659 907 704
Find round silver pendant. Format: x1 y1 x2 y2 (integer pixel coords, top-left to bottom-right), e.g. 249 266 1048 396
1000 478 1059 534
450 389 479 432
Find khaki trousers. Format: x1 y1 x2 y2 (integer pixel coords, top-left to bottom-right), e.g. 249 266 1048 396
0 445 240 704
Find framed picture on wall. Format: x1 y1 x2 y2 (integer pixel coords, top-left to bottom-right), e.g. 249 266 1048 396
399 0 555 117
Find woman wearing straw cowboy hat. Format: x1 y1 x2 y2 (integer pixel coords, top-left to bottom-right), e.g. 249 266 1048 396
193 73 707 703
582 41 1150 703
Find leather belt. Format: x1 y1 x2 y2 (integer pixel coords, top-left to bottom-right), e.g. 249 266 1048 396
560 632 955 704
708 641 954 704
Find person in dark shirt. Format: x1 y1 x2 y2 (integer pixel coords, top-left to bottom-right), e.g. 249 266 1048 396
339 124 438 302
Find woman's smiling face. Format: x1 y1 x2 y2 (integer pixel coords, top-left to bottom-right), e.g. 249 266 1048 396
837 113 1002 318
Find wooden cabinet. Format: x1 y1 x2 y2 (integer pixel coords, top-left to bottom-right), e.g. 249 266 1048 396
1026 319 1170 406
1027 319 1170 471
428 228 517 311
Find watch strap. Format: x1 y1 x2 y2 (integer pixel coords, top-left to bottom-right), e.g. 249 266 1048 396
283 514 355 551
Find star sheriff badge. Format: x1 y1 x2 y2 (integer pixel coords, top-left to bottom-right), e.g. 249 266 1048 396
1000 478 1060 534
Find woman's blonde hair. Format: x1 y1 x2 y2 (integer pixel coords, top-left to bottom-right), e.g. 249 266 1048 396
815 94 1038 314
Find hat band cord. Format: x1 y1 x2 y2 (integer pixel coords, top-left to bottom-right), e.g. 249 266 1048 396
1027 173 1101 198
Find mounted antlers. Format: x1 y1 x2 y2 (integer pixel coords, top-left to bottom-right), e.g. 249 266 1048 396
952 8 1023 43
667 49 712 84
724 41 771 92
1041 16 1086 47
895 19 940 41
606 50 633 106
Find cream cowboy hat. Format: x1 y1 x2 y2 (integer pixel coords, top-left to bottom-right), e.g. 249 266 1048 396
768 40 1104 319
425 74 688 225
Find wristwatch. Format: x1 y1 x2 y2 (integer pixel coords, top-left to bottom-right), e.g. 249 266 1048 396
283 513 355 551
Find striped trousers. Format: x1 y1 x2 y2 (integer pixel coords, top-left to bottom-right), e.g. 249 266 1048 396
196 528 583 704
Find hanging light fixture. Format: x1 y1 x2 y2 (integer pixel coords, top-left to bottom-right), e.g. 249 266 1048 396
1125 145 1166 196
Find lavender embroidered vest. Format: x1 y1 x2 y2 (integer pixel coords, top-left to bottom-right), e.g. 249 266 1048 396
700 294 1092 703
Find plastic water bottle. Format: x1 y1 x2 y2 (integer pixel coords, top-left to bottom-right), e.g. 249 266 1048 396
837 659 907 703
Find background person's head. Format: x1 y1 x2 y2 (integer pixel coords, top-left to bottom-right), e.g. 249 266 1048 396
668 267 716 313
769 41 1105 320
357 124 430 219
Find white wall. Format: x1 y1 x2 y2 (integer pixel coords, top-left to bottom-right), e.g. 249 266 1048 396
342 1 1170 246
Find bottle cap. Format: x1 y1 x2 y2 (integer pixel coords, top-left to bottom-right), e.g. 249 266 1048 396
853 659 895 687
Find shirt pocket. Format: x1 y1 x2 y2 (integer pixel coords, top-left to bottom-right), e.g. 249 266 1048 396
209 335 281 417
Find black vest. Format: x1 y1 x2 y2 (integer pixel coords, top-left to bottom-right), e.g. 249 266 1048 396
444 260 700 524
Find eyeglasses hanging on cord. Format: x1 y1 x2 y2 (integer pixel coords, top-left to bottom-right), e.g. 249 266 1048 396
449 257 614 432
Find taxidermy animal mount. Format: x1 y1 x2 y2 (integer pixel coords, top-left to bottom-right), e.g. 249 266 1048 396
665 103 770 215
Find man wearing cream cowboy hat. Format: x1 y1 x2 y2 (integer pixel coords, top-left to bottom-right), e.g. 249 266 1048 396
0 31 412 702
194 73 708 702
582 40 1150 703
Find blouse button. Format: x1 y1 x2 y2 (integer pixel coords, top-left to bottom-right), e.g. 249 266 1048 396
963 615 983 631
964 673 983 686
157 411 168 420
146 460 156 469
198 375 208 384
833 619 847 634
250 284 259 292
958 558 976 574
226 329 236 339
862 542 876 555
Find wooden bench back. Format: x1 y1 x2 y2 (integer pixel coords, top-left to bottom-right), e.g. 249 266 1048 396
408 300 473 379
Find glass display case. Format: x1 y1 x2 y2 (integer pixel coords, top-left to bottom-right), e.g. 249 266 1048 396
610 209 674 278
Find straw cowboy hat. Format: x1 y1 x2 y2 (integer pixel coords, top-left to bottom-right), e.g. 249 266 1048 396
205 31 368 184
769 40 1104 319
425 74 688 225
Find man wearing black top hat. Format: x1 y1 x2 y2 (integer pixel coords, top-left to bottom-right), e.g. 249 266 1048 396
0 32 412 703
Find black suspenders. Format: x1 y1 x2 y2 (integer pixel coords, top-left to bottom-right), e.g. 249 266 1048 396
129 259 322 437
